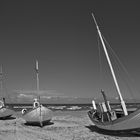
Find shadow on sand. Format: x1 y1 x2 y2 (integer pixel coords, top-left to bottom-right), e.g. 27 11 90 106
86 125 140 137
0 115 16 120
24 121 54 127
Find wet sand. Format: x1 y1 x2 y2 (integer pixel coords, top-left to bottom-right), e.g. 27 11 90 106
0 110 140 140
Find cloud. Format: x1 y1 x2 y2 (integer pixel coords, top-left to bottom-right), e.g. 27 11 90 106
11 89 65 99
17 94 34 99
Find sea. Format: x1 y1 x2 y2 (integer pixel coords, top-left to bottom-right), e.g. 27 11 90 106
6 103 140 112
8 103 92 112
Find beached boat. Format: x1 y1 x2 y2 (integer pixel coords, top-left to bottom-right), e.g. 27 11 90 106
21 60 53 127
0 98 14 119
88 13 140 132
0 66 14 119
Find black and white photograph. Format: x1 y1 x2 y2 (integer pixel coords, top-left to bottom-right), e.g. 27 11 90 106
0 1 140 139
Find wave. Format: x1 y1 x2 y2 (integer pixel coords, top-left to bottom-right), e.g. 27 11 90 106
12 104 91 111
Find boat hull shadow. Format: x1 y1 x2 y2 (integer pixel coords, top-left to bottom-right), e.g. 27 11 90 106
86 125 140 137
24 120 54 127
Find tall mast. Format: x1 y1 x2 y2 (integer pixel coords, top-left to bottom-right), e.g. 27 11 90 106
35 60 42 126
91 13 128 116
0 66 2 97
36 60 40 101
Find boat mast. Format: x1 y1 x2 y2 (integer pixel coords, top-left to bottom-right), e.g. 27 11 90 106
36 60 40 102
35 60 43 127
0 66 2 97
91 13 128 116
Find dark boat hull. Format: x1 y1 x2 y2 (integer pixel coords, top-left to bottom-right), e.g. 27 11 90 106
0 107 14 119
88 108 140 131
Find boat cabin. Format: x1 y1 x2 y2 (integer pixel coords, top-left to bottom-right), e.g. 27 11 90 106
33 98 40 108
0 98 5 109
90 96 123 123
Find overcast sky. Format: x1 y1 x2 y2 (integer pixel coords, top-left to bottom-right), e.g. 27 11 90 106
0 1 140 101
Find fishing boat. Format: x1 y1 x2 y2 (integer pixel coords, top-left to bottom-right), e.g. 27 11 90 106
0 66 14 119
21 60 53 127
88 13 140 132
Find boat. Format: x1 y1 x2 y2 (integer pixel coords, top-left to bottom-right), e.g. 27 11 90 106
21 60 53 127
0 66 14 119
88 13 140 132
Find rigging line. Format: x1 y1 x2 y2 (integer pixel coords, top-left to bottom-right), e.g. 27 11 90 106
109 50 135 101
112 57 137 104
101 35 130 78
101 34 137 101
0 71 8 99
97 34 117 98
97 32 102 87
97 35 118 97
0 66 3 96
102 34 136 85
110 53 137 103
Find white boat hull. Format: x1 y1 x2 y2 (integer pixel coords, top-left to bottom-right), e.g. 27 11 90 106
88 108 140 131
0 107 14 118
22 105 53 124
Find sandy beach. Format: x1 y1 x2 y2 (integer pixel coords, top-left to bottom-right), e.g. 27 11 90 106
0 110 140 140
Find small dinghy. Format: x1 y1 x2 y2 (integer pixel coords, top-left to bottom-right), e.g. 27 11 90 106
21 60 53 127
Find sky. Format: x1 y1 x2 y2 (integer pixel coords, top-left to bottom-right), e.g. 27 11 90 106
0 1 140 103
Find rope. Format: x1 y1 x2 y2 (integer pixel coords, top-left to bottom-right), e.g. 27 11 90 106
101 34 138 103
97 33 102 88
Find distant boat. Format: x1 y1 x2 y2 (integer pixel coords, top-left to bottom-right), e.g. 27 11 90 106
88 13 140 131
21 60 53 127
0 66 14 119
